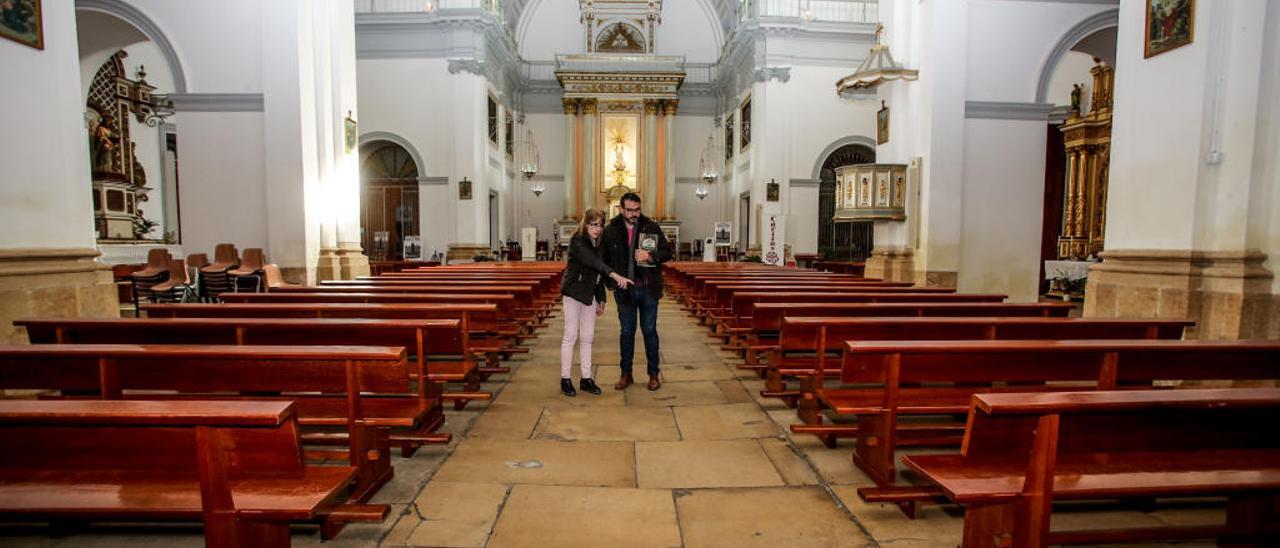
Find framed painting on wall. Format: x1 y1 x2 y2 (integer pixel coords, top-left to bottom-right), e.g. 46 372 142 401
0 0 43 50
876 101 890 145
458 177 472 200
1144 0 1194 58
343 112 358 154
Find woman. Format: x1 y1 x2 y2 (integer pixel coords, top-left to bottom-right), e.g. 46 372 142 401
560 208 632 397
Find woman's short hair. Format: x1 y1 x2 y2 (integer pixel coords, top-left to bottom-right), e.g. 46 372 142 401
576 208 607 237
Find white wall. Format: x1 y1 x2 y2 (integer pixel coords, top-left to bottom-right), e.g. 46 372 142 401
0 1 97 249
104 0 265 92
517 0 584 60
959 119 1046 301
175 112 269 255
1045 50 1096 109
654 1 722 63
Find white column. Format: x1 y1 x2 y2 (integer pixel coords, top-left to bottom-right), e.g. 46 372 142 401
448 73 489 261
642 99 659 211
562 98 578 219
582 98 598 214
663 99 678 220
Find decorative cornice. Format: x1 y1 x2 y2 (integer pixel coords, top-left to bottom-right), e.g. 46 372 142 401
168 93 264 112
789 178 820 188
1092 249 1273 280
751 66 791 83
418 176 449 185
965 101 1053 121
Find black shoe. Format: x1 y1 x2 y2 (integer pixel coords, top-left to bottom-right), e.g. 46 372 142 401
560 378 576 397
580 378 602 395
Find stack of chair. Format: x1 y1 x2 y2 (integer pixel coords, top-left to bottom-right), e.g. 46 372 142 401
263 263 300 291
199 243 239 301
185 253 209 301
128 249 171 307
149 258 194 303
228 248 266 292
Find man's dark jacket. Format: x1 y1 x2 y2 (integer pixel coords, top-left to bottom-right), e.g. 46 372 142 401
560 231 612 306
600 212 672 304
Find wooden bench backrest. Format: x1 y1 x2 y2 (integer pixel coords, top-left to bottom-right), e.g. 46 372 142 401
0 344 409 394
142 302 498 332
730 292 1003 317
753 302 1074 331
220 292 516 315
962 389 1280 459
0 400 304 478
840 339 1280 386
780 317 1191 352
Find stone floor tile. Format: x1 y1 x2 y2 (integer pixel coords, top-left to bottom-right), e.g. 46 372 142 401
831 485 962 546
432 439 636 487
492 377 626 408
676 487 872 548
758 438 821 486
658 362 735 381
487 485 681 548
714 379 756 403
533 406 679 441
636 440 784 489
626 380 730 407
672 402 778 440
465 404 544 440
407 482 508 547
380 510 423 547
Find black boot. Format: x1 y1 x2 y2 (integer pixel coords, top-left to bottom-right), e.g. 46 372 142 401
560 378 576 397
580 378 602 395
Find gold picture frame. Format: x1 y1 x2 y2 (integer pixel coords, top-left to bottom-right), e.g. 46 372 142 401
0 0 43 50
458 177 472 200
876 101 890 145
1144 0 1194 59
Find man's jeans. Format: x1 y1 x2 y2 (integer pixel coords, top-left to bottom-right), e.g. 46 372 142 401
616 285 660 376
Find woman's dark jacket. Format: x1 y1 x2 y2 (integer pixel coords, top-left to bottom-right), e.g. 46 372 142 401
600 212 672 304
560 231 612 306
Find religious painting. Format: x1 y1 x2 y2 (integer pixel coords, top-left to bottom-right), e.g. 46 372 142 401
0 0 42 50
344 113 358 154
714 222 731 246
601 113 639 193
876 101 890 145
766 179 779 202
458 178 472 200
402 235 423 260
1145 0 1194 58
859 176 872 207
875 171 890 206
893 174 906 207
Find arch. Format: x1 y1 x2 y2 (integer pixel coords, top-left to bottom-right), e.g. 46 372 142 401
810 135 877 180
359 131 428 183
1035 8 1119 104
75 0 188 93
514 0 725 58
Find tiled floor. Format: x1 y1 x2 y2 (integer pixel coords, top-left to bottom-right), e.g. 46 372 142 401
3 296 1223 547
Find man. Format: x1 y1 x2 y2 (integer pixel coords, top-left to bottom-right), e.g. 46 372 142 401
601 192 672 391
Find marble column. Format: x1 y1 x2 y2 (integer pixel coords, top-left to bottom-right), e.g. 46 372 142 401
642 100 659 211
582 98 598 213
654 100 668 219
562 98 578 219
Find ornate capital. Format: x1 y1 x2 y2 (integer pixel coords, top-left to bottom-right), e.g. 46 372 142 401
562 98 580 115
644 99 660 115
581 98 598 115
447 58 485 76
663 99 678 116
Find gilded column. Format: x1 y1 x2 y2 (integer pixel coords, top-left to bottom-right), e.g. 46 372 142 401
563 98 579 219
582 98 598 213
663 99 678 220
642 99 659 210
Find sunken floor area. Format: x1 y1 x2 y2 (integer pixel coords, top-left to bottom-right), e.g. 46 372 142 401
3 297 1223 547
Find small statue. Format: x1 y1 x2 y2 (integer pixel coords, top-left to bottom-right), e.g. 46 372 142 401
1070 83 1083 113
90 114 118 172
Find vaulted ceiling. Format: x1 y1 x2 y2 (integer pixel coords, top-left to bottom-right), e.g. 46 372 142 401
505 0 739 39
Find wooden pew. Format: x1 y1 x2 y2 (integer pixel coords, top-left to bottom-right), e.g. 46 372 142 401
0 400 387 545
799 339 1280 496
0 344 419 502
220 292 518 316
695 284 952 324
268 284 547 332
763 316 1192 405
901 389 1280 547
17 316 486 438
140 302 520 373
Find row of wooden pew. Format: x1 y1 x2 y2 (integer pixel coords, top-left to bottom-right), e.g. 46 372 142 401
666 261 1280 547
1 262 565 547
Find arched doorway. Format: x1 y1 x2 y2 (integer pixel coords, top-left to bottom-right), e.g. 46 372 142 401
818 143 875 260
360 141 420 261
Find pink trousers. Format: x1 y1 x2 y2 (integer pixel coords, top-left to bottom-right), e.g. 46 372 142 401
560 295 597 379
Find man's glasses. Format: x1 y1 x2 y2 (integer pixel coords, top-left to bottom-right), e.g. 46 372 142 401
622 207 641 214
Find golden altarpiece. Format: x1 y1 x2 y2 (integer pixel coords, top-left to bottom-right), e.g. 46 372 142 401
1058 59 1114 260
553 0 683 247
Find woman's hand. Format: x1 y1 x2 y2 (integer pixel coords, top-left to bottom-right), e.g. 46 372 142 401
610 272 633 289
595 302 605 317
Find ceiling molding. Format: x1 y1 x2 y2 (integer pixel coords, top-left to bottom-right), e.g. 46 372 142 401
965 101 1054 121
168 93 263 112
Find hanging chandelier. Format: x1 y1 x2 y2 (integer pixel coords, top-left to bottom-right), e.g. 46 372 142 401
516 128 543 196
698 133 718 185
836 24 918 98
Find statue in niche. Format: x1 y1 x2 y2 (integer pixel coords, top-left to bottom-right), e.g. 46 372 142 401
1070 83 1083 113
90 112 119 173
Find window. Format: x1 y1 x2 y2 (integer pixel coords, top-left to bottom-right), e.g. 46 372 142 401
487 95 499 145
724 113 735 159
740 97 752 150
504 114 514 157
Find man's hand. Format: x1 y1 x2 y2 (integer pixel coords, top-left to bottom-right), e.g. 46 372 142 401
634 249 652 264
595 302 605 317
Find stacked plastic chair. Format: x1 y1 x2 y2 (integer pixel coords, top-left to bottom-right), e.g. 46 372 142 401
263 263 301 291
184 253 209 301
228 248 266 293
199 243 239 301
128 249 172 309
149 258 195 303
